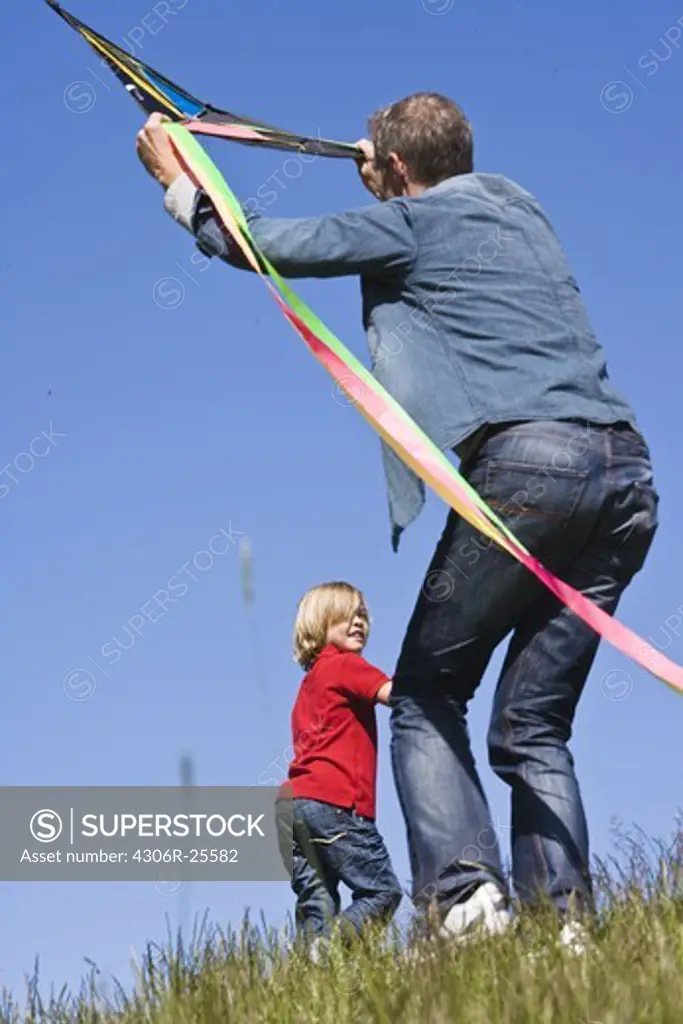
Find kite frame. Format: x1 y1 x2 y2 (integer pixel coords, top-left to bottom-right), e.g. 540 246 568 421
45 0 360 159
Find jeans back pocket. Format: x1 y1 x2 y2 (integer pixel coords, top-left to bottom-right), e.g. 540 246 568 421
482 458 589 525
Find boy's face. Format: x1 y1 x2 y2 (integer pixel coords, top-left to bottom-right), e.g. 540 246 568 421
327 605 369 655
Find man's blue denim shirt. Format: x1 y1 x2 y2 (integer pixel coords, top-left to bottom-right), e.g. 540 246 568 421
165 172 636 549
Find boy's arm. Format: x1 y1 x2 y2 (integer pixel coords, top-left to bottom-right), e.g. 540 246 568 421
339 655 392 705
376 680 393 706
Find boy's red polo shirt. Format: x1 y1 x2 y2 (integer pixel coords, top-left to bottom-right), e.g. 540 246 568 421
286 645 389 820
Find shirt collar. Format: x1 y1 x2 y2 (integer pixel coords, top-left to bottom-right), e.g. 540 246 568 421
316 644 342 660
420 174 466 198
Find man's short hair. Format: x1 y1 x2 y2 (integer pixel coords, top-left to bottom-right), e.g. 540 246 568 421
369 92 473 188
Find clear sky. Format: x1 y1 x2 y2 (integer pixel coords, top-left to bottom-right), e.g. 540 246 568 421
2 0 683 1001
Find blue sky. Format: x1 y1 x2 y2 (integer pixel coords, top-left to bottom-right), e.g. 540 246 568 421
2 0 683 1000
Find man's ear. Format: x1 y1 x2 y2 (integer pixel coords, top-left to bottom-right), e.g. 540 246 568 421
386 151 410 196
386 151 402 176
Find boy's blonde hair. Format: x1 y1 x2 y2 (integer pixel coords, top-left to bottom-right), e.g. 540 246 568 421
293 581 369 670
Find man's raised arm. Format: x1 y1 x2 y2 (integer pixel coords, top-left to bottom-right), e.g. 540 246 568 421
167 172 417 279
136 114 416 280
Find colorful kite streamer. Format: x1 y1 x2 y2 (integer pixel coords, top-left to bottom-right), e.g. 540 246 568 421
162 122 683 698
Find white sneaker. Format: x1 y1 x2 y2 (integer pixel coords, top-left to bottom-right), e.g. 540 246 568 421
307 936 329 964
559 921 588 956
525 920 589 963
441 882 511 943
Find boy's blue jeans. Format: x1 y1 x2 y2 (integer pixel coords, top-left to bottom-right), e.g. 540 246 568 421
286 798 402 938
390 420 659 919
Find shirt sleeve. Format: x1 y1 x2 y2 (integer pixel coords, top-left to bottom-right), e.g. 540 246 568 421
192 192 417 279
238 201 417 279
163 175 416 279
164 173 198 232
338 654 390 703
162 175 254 270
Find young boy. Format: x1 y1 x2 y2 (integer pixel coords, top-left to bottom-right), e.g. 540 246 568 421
279 581 402 940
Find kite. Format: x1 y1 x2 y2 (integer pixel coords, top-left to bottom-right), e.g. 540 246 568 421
47 4 683 696
45 0 359 159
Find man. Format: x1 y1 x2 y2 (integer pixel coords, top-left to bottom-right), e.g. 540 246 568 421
137 94 659 944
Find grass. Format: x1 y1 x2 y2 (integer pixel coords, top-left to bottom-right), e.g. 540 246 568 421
5 830 683 1024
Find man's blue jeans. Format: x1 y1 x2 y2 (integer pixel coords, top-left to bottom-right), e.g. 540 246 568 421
287 798 402 938
390 421 659 918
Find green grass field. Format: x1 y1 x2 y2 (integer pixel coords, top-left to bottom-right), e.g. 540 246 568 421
5 833 683 1023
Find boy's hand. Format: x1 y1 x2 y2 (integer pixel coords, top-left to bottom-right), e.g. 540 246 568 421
136 112 185 189
355 138 384 200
